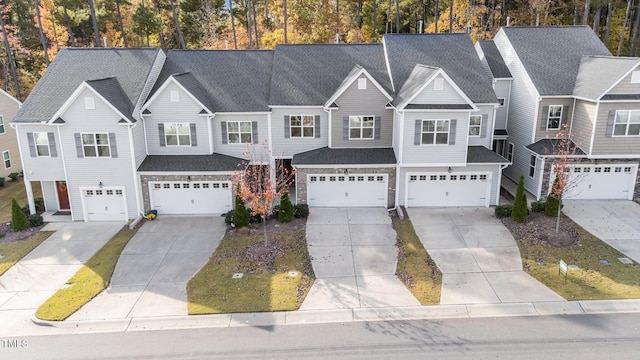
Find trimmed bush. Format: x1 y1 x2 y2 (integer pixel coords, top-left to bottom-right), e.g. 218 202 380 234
530 201 546 213
233 186 250 228
495 204 513 218
28 214 44 227
278 192 294 223
511 175 528 223
545 194 560 217
8 172 19 181
294 203 310 218
11 198 29 231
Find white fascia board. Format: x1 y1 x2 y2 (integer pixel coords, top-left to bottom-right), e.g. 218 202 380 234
587 154 640 159
398 69 478 111
402 108 474 113
142 76 213 114
48 82 132 124
324 68 393 108
213 111 271 115
138 171 235 176
0 88 22 106
269 105 324 109
597 60 640 101
599 99 640 103
399 162 467 168
293 164 395 169
382 37 395 93
573 95 597 102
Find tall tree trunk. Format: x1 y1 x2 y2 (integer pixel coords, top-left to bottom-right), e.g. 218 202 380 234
434 0 439 32
115 0 128 47
152 0 166 50
386 0 392 33
604 0 612 45
283 0 287 43
618 0 632 56
169 0 186 49
372 0 377 38
449 0 453 32
0 11 20 99
573 0 579 25
630 0 640 56
61 0 75 47
33 0 49 64
252 0 259 48
583 0 590 25
593 7 600 33
88 0 100 47
247 0 253 49
229 0 237 49
490 0 495 32
395 0 400 33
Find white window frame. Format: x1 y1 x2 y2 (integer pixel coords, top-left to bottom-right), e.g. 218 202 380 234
349 115 375 140
82 133 111 158
227 121 253 144
507 142 514 162
3 150 10 169
469 115 482 137
421 119 449 145
546 105 562 130
613 110 640 137
529 155 537 178
290 115 315 138
164 122 191 146
498 98 505 107
0 115 4 134
34 131 50 157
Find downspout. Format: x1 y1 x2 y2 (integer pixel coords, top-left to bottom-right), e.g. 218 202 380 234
325 107 332 148
496 163 509 206
128 123 143 218
395 109 404 209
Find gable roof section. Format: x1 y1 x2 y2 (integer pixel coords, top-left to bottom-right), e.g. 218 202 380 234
383 33 498 104
85 77 135 122
270 44 392 106
393 65 477 109
467 146 510 163
477 40 512 79
573 56 640 100
147 50 273 112
324 65 392 108
143 74 213 114
13 48 161 123
500 26 611 96
292 147 397 165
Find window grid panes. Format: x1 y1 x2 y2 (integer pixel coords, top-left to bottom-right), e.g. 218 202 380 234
469 115 481 137
547 106 562 129
165 123 191 146
614 110 640 136
227 121 253 144
3 150 10 169
349 116 374 139
421 120 449 145
290 115 314 138
82 133 110 157
34 132 50 157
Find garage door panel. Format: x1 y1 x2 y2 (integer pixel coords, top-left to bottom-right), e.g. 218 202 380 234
83 188 127 221
150 181 232 214
407 173 490 207
307 174 387 207
558 165 636 200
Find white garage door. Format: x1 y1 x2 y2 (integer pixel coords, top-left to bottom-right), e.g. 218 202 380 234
82 187 127 221
407 173 490 207
555 165 636 200
149 181 232 214
307 174 388 207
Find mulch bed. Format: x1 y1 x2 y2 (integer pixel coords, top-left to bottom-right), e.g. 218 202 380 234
0 222 45 243
501 212 580 248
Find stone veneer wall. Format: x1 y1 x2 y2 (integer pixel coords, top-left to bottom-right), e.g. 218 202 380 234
294 167 397 208
540 158 640 200
139 174 235 212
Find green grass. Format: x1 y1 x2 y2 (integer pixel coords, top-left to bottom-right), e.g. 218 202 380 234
394 218 442 305
0 231 54 276
35 227 137 321
515 224 640 300
0 180 42 224
188 230 315 314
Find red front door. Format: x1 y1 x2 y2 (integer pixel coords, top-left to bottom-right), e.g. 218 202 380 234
56 181 70 210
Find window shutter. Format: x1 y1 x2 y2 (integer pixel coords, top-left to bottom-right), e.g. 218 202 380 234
605 110 616 137
190 123 197 146
561 106 570 128
158 123 165 146
374 116 381 140
541 106 549 130
48 132 57 157
74 133 84 158
449 119 457 145
27 132 36 157
480 114 488 138
221 122 228 144
284 115 290 138
314 115 321 138
108 133 118 158
251 121 258 144
343 116 349 140
414 120 421 145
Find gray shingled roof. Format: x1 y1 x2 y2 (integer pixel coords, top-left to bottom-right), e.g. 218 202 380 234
384 34 498 104
467 146 509 163
86 77 135 122
13 48 161 123
292 147 397 165
149 50 273 112
574 56 640 99
602 94 640 100
392 64 438 107
269 44 392 106
138 154 243 172
477 40 512 78
526 138 586 156
501 26 611 96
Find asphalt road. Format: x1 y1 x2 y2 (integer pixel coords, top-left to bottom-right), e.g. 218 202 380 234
2 313 640 359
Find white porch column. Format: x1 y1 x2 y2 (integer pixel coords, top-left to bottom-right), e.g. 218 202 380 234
24 179 36 215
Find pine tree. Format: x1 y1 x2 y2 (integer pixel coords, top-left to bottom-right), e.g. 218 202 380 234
511 175 528 223
11 199 29 231
233 184 250 228
278 192 294 223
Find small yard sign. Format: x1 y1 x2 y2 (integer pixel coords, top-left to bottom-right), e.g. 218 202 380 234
559 259 568 282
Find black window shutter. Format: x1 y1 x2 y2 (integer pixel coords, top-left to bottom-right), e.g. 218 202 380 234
108 133 118 158
252 121 258 144
343 117 349 140
27 132 36 157
190 123 197 146
158 123 166 146
605 110 616 137
541 106 549 130
74 133 84 158
314 115 321 138
449 119 457 145
480 114 488 138
414 120 421 145
48 132 57 157
374 116 381 140
284 115 290 138
561 106 570 128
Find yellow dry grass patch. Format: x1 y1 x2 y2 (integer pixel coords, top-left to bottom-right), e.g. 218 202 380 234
0 231 54 276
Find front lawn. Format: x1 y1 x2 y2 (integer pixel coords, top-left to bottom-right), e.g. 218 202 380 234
0 179 42 224
0 231 54 277
188 219 314 314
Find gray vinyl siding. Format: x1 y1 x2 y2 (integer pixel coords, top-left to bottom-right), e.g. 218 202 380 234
134 51 166 121
468 105 494 148
331 75 393 148
145 82 211 155
16 125 65 181
41 181 58 211
592 102 640 156
570 100 596 155
410 75 469 104
270 107 328 157
211 113 269 158
401 111 468 164
493 79 511 130
0 93 21 177
534 98 574 140
493 30 543 196
608 66 640 94
58 87 139 221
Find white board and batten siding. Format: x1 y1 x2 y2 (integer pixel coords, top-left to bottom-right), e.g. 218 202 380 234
401 112 469 165
211 113 269 159
270 107 328 157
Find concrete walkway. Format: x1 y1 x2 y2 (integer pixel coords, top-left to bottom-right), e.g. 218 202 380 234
300 208 420 310
563 200 640 264
68 216 225 320
408 208 564 305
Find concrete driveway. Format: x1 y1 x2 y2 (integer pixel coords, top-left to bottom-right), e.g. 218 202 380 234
408 208 564 305
300 208 420 310
563 200 640 264
69 216 225 320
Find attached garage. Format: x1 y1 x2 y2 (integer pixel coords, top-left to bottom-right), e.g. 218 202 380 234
149 181 232 214
406 172 491 207
555 164 637 200
307 174 388 207
81 187 127 221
